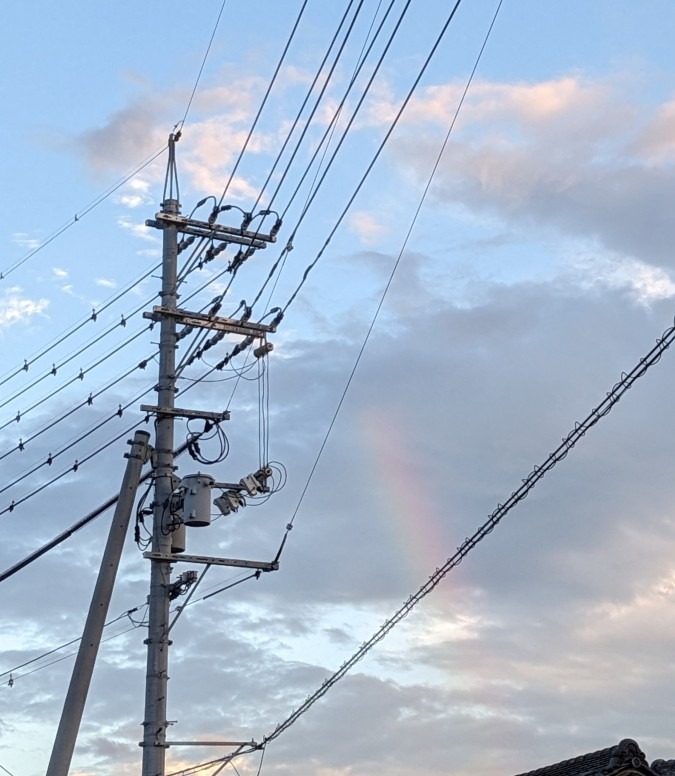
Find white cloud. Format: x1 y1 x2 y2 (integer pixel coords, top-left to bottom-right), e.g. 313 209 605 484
0 291 48 327
95 277 117 289
116 177 153 209
349 211 387 245
568 251 675 304
385 76 675 272
11 233 40 251
52 267 68 279
117 216 157 242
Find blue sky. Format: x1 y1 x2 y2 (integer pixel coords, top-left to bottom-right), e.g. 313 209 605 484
3 2 675 775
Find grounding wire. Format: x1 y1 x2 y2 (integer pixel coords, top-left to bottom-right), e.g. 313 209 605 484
216 0 310 208
0 144 167 282
281 0 467 315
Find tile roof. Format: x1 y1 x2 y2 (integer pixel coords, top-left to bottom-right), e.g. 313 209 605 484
512 739 651 776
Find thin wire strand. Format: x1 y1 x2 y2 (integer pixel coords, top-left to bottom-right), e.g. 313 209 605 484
283 0 499 531
216 0 310 207
0 145 167 281
178 0 230 130
281 0 464 313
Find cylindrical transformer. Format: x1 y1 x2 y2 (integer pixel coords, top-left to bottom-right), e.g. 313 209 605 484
171 521 186 553
181 473 215 527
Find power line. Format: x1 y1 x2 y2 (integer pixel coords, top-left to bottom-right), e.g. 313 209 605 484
216 0 310 207
0 145 167 281
0 433 208 583
263 311 675 743
178 0 230 130
278 0 503 540
275 0 401 222
0 416 149 518
0 261 160 392
280 0 465 314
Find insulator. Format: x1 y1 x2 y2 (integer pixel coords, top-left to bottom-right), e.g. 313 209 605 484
253 342 274 359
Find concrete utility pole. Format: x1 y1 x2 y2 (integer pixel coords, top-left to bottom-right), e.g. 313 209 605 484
46 429 150 776
140 133 281 776
141 133 181 776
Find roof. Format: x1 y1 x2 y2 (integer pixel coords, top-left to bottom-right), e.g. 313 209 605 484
512 739 653 776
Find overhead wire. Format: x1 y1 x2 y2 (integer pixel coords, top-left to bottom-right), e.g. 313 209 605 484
0 436 202 583
177 0 230 131
276 0 500 544
246 0 407 313
249 0 366 213
275 0 400 222
0 230 216 422
264 314 675 744
0 358 153 463
280 0 466 314
0 324 152 434
0 260 160 392
0 144 167 282
0 320 152 416
249 0 388 314
0 416 150 518
4 625 140 685
0 607 143 683
0 240 227 466
0 382 155 497
216 0 310 208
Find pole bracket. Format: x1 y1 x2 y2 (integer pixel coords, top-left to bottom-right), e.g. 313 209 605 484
144 306 277 336
140 405 230 422
144 552 278 572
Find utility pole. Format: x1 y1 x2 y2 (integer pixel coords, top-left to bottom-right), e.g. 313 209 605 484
140 133 281 776
45 429 150 776
140 132 181 776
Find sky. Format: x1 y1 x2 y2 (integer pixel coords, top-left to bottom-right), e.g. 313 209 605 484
2 1 675 775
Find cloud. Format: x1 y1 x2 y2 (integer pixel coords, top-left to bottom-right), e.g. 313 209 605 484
52 268 69 279
348 211 387 245
95 278 117 289
381 77 675 271
116 216 157 242
9 59 675 776
76 95 170 178
116 178 153 209
0 290 49 328
566 252 675 304
12 233 40 251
